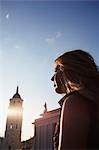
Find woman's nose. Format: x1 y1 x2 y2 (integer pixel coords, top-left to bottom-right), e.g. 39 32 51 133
51 75 54 81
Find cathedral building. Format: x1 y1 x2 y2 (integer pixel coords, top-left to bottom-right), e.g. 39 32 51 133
32 103 60 150
2 86 23 150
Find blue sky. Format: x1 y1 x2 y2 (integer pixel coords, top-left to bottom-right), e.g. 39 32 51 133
0 1 99 141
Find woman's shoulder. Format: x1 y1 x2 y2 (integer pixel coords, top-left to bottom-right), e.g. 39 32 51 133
64 91 92 116
66 91 96 107
65 90 91 104
59 91 81 106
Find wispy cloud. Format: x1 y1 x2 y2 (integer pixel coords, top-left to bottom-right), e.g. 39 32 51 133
13 45 20 49
45 31 63 44
56 31 63 38
5 13 10 19
4 37 21 50
45 37 55 44
4 37 12 44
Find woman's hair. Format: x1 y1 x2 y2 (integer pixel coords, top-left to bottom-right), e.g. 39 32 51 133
55 49 99 91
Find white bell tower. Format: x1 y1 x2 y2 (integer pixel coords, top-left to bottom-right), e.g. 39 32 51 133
4 86 23 150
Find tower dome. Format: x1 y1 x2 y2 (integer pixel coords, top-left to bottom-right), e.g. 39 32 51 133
13 86 21 98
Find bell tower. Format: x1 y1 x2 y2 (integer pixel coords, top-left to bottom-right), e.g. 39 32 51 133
4 86 23 150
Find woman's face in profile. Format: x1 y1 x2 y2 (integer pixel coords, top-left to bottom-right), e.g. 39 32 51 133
51 65 67 94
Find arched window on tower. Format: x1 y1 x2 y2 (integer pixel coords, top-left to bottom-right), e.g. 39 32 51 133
9 124 13 129
16 124 18 129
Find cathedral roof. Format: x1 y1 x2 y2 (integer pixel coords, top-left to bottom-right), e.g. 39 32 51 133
13 86 21 98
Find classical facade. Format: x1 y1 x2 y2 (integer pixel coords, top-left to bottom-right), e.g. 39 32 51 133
2 86 23 150
32 104 60 150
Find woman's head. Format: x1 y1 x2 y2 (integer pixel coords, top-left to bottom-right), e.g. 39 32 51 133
52 49 99 94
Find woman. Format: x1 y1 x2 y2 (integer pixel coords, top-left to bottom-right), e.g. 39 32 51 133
51 49 99 149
